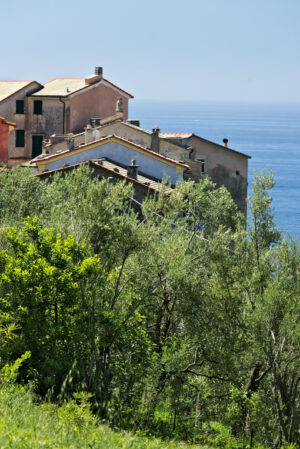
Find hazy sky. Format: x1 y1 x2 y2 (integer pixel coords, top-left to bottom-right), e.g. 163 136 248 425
2 0 300 102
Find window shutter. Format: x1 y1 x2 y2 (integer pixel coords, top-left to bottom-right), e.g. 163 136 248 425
16 130 25 147
34 100 43 115
16 100 24 114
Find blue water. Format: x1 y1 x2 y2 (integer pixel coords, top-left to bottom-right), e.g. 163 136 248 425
130 100 300 240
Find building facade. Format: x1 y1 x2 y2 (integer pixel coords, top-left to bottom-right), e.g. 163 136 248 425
35 119 250 213
0 81 42 166
160 133 250 214
0 68 133 166
33 135 188 187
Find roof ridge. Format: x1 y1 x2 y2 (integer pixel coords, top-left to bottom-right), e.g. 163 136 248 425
160 132 192 135
0 80 42 104
44 77 85 84
0 80 34 83
102 78 134 98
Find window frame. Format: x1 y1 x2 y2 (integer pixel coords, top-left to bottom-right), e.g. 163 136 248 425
195 157 207 174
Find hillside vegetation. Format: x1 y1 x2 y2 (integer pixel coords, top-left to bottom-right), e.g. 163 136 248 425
0 165 299 448
0 381 202 449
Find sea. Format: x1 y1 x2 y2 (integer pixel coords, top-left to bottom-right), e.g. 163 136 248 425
130 100 300 241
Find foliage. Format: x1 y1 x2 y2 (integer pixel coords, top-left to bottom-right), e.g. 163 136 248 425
0 378 207 449
0 165 299 447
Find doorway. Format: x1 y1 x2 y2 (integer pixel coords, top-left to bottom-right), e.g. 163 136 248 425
32 135 43 158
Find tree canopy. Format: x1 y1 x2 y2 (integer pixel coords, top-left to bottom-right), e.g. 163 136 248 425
0 165 299 448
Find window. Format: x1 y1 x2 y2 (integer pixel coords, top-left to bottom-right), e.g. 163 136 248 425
195 157 207 174
16 130 25 147
33 100 43 115
16 100 24 114
32 135 43 158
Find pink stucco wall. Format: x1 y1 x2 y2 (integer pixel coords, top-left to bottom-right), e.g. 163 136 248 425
70 83 129 133
0 119 14 164
189 136 248 178
189 136 249 214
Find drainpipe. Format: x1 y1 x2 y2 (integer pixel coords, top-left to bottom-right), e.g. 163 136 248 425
187 146 194 160
58 97 66 134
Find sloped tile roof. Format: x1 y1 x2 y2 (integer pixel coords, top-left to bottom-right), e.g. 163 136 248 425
0 116 16 126
159 133 193 138
31 78 133 98
35 158 172 193
0 81 38 102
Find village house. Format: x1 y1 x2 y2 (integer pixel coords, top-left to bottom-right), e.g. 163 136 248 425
39 119 250 213
32 134 188 203
0 67 133 166
0 80 42 165
35 159 171 206
33 134 188 185
1 67 249 212
160 132 250 214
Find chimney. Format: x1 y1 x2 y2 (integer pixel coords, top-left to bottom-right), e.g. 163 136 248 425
42 140 50 155
67 135 75 150
151 126 160 153
90 118 101 128
223 138 228 147
94 66 103 78
85 124 94 144
85 67 103 85
127 159 139 180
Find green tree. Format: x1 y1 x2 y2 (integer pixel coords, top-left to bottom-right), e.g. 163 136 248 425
0 218 101 394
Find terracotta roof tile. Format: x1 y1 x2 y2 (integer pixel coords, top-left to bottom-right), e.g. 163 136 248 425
31 77 133 99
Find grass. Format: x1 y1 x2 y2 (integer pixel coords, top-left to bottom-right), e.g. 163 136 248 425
0 384 207 449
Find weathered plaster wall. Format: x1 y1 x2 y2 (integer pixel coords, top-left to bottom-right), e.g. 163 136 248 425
70 83 129 133
26 97 66 159
0 82 41 163
183 160 203 181
189 137 248 177
28 97 65 136
189 136 248 213
98 123 186 160
42 141 183 185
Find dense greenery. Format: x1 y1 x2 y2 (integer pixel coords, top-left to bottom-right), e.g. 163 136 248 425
0 166 299 448
0 357 203 449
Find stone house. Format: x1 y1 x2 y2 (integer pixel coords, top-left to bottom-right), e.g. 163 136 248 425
35 159 171 206
32 133 187 204
39 119 250 213
33 134 188 187
160 133 250 214
0 67 133 166
0 80 42 165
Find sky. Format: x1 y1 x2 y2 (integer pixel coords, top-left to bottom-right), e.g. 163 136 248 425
2 0 300 102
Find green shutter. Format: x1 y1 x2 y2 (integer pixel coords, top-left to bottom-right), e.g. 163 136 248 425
16 130 25 147
16 100 24 114
34 100 43 115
